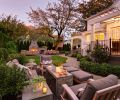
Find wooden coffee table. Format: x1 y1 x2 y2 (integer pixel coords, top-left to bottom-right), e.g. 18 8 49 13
22 83 53 100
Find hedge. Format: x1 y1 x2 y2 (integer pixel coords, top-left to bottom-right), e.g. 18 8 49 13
80 58 120 78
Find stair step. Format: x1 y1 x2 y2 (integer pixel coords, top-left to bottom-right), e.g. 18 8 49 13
109 56 120 65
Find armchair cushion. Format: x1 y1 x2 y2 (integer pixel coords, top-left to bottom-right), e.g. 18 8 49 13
70 83 87 96
77 88 84 99
70 83 87 99
81 74 118 100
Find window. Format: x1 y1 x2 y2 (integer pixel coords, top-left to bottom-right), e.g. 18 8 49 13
86 34 91 42
94 33 104 41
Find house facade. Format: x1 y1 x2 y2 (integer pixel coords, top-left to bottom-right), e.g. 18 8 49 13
71 0 120 55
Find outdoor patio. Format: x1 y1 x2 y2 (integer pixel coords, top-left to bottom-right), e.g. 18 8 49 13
21 54 120 100
0 0 120 100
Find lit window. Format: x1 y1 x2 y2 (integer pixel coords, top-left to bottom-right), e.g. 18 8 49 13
94 33 104 40
86 34 90 42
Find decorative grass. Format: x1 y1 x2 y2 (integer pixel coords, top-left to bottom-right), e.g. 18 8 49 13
51 55 67 66
24 56 40 64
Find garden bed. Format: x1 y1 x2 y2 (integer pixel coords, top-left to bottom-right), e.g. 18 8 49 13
51 55 67 66
79 57 120 78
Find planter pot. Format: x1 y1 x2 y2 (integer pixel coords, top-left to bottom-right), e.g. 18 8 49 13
2 92 22 100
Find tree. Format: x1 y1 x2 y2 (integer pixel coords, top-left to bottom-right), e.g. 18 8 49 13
31 26 53 40
28 0 84 49
79 0 113 19
0 15 29 47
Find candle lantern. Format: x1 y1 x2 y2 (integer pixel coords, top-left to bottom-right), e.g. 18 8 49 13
42 86 47 94
56 66 61 73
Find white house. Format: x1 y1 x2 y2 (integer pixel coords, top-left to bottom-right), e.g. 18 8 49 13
71 0 120 55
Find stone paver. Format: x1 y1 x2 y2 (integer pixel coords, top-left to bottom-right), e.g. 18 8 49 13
61 55 80 68
61 54 120 84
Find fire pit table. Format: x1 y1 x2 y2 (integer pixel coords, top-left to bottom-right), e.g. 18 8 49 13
45 65 73 99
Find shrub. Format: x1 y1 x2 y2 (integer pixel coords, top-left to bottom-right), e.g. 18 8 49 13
8 53 20 61
76 53 82 61
63 43 71 51
17 55 27 65
0 64 28 97
8 54 27 65
71 53 77 58
65 51 70 56
80 58 120 78
5 41 17 53
0 48 9 61
17 40 30 52
109 65 120 78
91 44 110 63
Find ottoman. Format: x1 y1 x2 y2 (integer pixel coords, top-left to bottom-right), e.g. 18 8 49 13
71 70 93 84
64 67 79 72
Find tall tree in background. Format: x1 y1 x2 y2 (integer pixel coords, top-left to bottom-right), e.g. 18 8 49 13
28 0 84 49
79 0 114 19
0 15 29 47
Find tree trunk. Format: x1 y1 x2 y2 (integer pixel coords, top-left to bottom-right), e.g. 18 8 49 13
55 34 61 50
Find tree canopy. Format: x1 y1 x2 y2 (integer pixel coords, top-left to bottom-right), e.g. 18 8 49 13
0 15 29 47
28 0 84 38
79 0 114 19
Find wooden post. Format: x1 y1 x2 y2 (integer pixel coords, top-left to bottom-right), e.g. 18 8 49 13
96 39 99 46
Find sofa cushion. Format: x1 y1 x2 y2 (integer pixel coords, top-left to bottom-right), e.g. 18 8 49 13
64 67 79 72
71 70 93 82
80 74 118 100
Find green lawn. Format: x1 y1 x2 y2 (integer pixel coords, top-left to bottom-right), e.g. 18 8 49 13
51 55 67 66
22 55 67 66
24 56 40 64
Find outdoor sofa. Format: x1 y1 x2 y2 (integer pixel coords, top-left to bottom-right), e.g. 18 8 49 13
6 59 38 79
61 74 120 100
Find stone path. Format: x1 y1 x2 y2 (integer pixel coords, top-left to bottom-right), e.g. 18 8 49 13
63 56 80 68
61 54 120 83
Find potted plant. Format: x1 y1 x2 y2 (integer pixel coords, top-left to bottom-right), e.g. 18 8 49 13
30 76 46 92
53 62 63 73
0 64 28 100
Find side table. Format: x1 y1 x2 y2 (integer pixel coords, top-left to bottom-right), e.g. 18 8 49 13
22 83 53 100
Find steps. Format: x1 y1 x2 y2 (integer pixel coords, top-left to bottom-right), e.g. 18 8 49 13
109 56 120 65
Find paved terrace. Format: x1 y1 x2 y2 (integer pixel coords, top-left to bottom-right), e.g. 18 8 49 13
61 54 120 84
